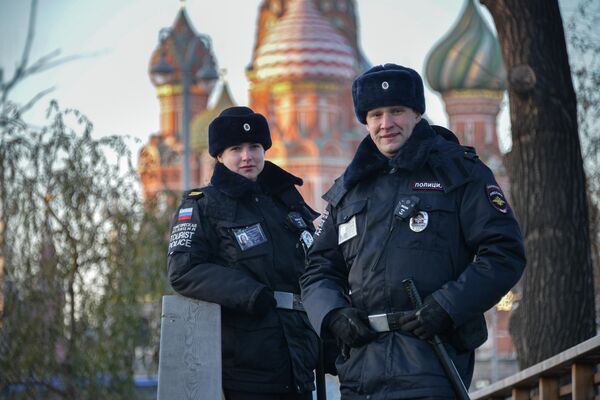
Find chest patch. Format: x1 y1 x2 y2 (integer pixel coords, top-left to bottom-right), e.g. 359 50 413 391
233 223 268 251
486 184 509 214
411 181 444 191
338 215 358 244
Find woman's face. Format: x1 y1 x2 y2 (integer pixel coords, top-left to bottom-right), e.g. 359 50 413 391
217 142 265 181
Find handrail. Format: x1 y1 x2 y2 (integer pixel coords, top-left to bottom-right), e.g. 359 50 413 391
471 335 600 400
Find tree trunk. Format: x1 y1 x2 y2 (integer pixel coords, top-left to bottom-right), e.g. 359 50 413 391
481 0 596 368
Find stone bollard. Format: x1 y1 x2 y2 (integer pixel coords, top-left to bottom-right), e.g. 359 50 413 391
157 295 221 400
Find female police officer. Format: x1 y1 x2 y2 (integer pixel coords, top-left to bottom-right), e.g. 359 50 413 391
167 106 320 400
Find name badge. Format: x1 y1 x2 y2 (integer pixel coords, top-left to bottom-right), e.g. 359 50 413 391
233 223 267 251
338 215 357 244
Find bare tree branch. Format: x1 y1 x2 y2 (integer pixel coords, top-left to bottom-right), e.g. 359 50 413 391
18 87 55 115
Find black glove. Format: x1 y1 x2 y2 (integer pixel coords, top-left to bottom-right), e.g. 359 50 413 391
399 296 453 340
326 307 377 348
251 288 276 315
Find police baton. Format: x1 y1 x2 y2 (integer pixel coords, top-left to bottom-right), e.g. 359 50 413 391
402 279 471 400
315 340 327 400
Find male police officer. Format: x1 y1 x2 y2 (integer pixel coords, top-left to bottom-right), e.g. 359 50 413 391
300 64 526 399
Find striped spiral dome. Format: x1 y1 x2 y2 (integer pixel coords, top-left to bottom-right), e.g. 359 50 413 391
252 0 356 82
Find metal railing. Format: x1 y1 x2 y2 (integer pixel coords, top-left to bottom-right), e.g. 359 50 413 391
471 335 600 400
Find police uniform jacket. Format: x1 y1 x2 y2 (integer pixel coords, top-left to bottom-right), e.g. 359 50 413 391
300 119 526 399
168 161 320 394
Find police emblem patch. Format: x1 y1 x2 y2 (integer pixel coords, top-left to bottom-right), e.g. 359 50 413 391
233 223 267 251
409 211 429 232
301 230 314 248
486 184 508 214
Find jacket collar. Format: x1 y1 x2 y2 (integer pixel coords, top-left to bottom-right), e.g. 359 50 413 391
210 161 302 198
343 119 437 189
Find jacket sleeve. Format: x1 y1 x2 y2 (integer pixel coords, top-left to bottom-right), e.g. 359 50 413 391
167 197 268 314
300 207 351 336
432 162 526 326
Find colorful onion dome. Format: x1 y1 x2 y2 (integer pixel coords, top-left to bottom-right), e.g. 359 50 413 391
425 0 506 93
149 8 217 85
191 80 236 152
252 0 356 82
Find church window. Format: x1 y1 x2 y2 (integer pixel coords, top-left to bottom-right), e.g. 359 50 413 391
319 99 330 133
465 121 474 145
298 97 308 137
485 123 494 144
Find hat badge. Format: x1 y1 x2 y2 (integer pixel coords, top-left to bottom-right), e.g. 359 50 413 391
243 123 251 132
381 81 390 90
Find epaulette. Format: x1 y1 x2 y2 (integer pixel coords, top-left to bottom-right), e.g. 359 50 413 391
428 136 477 193
322 176 348 207
185 190 205 199
462 146 479 161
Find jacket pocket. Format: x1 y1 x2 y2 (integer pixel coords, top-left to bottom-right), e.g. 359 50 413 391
393 195 456 251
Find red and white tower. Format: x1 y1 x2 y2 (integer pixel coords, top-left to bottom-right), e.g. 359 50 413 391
248 0 366 210
139 7 218 198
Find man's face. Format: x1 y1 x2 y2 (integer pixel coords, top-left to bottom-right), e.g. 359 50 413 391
217 142 265 181
365 105 421 159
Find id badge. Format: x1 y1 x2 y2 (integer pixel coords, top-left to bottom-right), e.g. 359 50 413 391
233 223 267 251
338 215 357 244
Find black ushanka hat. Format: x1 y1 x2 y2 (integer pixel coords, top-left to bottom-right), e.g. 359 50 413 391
352 63 426 124
208 106 272 157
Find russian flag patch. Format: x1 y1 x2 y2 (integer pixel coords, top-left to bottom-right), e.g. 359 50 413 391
178 207 193 221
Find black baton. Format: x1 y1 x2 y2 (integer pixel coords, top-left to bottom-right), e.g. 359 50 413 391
402 279 471 400
315 340 327 400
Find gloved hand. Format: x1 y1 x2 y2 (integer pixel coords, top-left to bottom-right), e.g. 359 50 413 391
251 287 277 315
326 307 377 348
399 296 453 340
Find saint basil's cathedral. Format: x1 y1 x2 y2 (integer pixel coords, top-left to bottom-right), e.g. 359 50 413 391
139 0 516 387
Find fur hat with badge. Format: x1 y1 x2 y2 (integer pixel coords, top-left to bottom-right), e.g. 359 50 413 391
352 63 426 124
208 106 272 157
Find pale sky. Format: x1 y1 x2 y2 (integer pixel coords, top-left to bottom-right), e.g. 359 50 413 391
0 0 581 160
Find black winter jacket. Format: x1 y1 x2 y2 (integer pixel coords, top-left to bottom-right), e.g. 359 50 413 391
168 161 320 394
301 120 526 399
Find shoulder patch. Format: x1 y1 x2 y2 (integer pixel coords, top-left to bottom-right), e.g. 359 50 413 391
486 184 508 213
